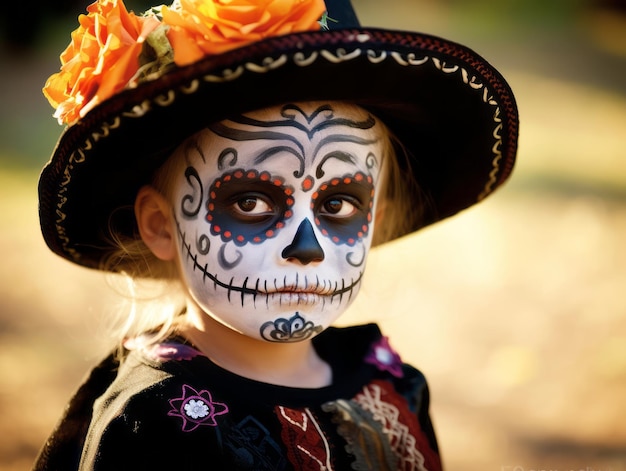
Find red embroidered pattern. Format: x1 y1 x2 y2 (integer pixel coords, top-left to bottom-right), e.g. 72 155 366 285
276 406 334 470
354 380 442 471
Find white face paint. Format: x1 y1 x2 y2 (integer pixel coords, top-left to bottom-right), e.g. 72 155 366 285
171 102 385 342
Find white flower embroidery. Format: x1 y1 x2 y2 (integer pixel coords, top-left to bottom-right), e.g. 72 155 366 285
375 346 394 365
184 399 209 419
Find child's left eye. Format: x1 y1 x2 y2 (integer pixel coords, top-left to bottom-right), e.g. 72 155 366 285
320 196 359 218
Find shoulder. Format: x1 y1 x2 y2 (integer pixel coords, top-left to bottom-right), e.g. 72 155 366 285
80 342 224 469
319 323 431 400
90 339 213 419
321 323 426 376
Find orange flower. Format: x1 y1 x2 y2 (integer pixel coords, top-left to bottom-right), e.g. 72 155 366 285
162 0 325 66
43 0 160 125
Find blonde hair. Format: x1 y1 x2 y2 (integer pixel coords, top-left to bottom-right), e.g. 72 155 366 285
100 104 425 349
100 142 192 350
371 122 425 246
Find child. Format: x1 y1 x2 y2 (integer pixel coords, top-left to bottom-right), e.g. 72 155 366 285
35 0 518 469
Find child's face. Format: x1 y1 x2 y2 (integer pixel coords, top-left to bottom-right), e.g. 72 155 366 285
171 102 385 342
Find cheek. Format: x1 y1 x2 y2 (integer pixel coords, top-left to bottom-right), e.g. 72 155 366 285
321 236 371 274
176 215 270 275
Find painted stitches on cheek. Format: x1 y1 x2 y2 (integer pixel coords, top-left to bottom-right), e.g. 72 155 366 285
206 169 295 246
312 172 375 246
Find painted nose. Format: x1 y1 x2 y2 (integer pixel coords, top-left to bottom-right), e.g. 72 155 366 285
281 219 325 264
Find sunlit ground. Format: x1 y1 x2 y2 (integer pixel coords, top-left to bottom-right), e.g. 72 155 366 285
1 1 625 470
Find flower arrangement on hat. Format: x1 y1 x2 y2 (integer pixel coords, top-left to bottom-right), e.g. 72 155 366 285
43 0 326 125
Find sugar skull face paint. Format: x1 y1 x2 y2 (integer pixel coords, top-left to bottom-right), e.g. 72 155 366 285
171 102 385 342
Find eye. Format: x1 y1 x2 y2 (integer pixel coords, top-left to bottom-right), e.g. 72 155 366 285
206 168 295 246
320 196 359 218
310 172 374 246
231 194 274 218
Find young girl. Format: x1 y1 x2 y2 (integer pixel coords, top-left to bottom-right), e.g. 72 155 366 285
35 0 518 469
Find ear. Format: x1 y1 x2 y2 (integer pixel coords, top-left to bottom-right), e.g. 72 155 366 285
135 185 176 261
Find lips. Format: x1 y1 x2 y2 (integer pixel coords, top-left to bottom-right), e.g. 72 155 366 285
247 271 364 306
263 273 356 296
263 273 363 298
265 291 325 306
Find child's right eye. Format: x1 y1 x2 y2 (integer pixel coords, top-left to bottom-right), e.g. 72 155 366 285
231 194 275 219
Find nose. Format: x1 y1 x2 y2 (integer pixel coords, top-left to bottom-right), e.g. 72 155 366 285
281 219 325 264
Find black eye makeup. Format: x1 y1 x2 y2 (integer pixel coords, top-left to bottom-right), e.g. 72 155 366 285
206 169 295 245
311 172 375 246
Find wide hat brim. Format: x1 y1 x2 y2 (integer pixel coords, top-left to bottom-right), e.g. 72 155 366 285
39 26 518 270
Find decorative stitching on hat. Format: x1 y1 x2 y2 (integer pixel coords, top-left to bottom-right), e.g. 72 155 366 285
426 55 503 199
124 100 152 117
320 48 362 63
479 108 504 201
293 51 318 66
204 66 244 82
245 54 288 72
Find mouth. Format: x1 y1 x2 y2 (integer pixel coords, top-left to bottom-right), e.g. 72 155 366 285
259 274 364 306
177 223 363 307
205 272 363 308
262 274 358 296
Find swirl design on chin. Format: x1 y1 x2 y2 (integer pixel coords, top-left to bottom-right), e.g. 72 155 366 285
260 313 323 342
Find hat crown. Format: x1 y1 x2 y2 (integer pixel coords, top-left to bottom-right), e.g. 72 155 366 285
324 0 360 28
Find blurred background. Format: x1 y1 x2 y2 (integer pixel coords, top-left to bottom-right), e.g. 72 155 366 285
1 0 625 469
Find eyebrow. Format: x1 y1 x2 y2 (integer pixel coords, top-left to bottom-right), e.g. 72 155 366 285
209 122 306 155
226 107 377 139
314 133 379 158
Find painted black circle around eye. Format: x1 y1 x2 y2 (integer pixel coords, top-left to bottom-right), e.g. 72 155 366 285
206 169 295 246
311 172 375 246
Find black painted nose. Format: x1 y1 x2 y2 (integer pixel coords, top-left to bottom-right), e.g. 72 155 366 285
281 219 325 264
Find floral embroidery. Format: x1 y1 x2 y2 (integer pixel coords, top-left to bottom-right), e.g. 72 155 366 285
168 384 229 431
365 336 404 378
44 0 325 125
185 399 210 419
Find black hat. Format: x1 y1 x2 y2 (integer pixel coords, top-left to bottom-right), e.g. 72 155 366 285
38 0 518 270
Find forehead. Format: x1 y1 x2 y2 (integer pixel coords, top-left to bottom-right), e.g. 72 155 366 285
245 101 372 125
187 102 385 172
239 101 376 134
